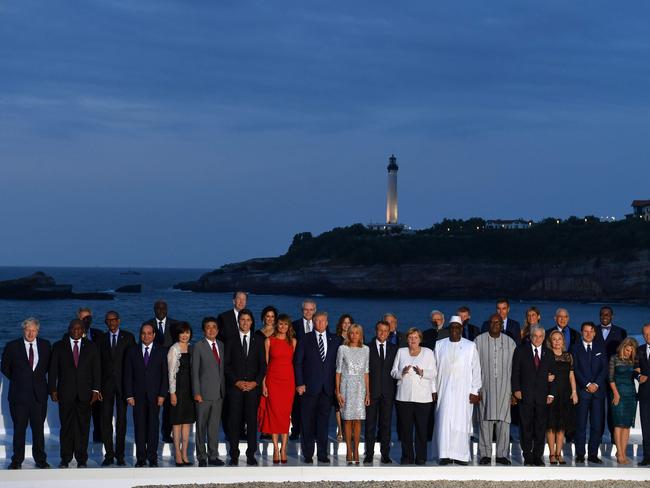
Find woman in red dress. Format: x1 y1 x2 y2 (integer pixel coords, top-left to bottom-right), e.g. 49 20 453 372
260 314 296 463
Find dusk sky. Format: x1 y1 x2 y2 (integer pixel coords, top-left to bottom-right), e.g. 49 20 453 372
2 1 649 268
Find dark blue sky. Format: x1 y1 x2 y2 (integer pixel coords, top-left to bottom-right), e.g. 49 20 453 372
2 1 649 267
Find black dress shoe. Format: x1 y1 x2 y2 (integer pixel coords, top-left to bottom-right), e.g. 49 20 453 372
7 462 21 469
303 457 313 464
135 460 147 467
77 462 87 468
453 459 468 466
638 458 650 466
198 459 207 467
246 457 258 466
116 458 126 466
495 457 511 465
183 461 192 466
148 460 158 467
438 458 452 465
35 461 50 469
534 458 545 466
363 456 373 465
208 458 225 466
524 459 534 466
575 455 585 463
479 457 491 465
59 462 69 468
588 456 603 464
228 458 239 466
415 459 426 465
175 462 184 467
317 457 330 463
101 458 114 466
380 456 392 464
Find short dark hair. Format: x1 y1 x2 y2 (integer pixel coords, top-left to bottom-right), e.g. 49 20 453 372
173 321 193 342
261 305 279 323
600 305 613 314
140 322 155 335
375 320 390 330
202 316 218 331
105 310 120 319
496 298 510 307
68 318 83 330
457 305 470 314
581 321 596 332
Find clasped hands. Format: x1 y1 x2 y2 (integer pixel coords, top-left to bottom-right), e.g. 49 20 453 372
235 380 257 392
402 365 424 377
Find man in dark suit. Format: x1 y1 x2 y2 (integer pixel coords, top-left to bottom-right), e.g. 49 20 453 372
571 321 608 464
1 317 52 469
482 298 521 345
364 320 397 464
98 311 135 466
457 306 480 341
384 313 405 347
596 306 628 441
49 319 101 468
224 309 266 465
511 325 556 466
145 299 179 443
290 298 317 439
422 310 448 351
546 308 580 351
637 323 650 466
294 311 342 464
124 323 168 467
77 307 104 443
217 291 248 344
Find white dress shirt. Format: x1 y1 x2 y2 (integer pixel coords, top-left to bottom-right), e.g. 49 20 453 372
157 317 167 334
391 347 437 402
238 329 250 349
142 342 153 357
303 318 313 334
376 339 387 357
23 339 39 370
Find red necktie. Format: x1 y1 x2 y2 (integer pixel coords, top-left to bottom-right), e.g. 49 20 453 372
28 343 34 370
73 340 80 368
534 347 540 369
212 342 221 365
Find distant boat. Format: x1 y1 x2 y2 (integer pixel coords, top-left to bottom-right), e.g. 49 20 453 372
120 270 141 276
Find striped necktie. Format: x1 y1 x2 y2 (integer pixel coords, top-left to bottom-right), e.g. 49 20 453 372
318 333 326 362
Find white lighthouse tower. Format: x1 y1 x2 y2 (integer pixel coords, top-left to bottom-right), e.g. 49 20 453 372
386 154 399 225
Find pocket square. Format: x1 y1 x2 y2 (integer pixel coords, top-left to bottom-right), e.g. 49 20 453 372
595 352 602 356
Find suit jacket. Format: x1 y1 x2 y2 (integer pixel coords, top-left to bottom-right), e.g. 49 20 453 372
422 327 449 350
570 341 608 399
48 337 100 402
366 339 397 400
99 329 136 395
483 317 521 345
293 318 311 340
217 310 241 344
546 325 580 350
191 338 226 401
62 327 104 344
1 337 51 404
146 317 180 348
294 330 342 396
596 324 627 358
462 321 480 341
123 342 168 401
637 343 650 403
511 343 556 404
224 332 266 389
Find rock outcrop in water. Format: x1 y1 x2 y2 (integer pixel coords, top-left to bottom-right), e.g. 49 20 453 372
0 272 114 300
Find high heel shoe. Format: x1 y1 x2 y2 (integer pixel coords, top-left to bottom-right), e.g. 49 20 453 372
273 450 280 465
281 458 287 464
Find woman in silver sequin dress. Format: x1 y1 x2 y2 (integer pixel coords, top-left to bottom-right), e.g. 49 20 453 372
335 324 370 464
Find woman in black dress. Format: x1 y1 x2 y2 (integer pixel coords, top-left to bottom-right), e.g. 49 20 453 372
168 322 196 466
546 330 578 464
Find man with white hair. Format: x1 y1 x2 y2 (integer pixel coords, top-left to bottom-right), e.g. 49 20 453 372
1 318 52 469
434 316 482 465
546 308 579 350
423 310 448 351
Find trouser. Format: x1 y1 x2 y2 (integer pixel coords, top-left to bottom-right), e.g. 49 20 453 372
227 388 259 459
519 401 547 461
300 392 333 460
59 399 92 464
396 401 431 463
365 394 394 458
9 399 47 464
133 398 160 463
100 386 127 460
160 394 172 440
478 419 510 459
291 394 301 436
196 398 223 462
575 394 604 458
91 396 102 442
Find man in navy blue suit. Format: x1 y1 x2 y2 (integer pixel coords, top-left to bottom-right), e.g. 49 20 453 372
482 298 521 345
1 317 52 470
124 323 168 467
571 321 607 464
637 323 650 466
294 310 342 464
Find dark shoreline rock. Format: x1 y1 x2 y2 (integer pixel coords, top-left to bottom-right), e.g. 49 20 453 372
0 272 114 300
115 284 142 293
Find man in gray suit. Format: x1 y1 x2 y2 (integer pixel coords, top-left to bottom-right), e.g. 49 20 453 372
192 316 226 466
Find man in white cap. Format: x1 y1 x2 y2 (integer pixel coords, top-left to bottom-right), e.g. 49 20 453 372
434 315 482 465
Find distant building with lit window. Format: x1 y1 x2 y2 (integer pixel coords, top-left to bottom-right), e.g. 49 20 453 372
631 200 650 221
485 219 532 230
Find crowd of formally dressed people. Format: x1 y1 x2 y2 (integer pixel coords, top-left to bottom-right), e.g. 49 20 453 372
2 295 650 470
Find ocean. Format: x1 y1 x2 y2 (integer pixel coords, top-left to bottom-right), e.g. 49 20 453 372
1 266 649 351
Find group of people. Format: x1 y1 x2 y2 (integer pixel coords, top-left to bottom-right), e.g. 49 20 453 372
2 295 650 470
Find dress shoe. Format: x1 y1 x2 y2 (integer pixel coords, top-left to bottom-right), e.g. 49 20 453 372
479 457 491 465
588 456 603 464
148 460 158 467
495 457 511 465
415 459 426 465
228 458 239 466
363 456 373 465
438 458 452 466
575 456 585 463
101 458 114 466
35 461 50 469
7 462 21 469
77 462 87 468
638 458 650 466
198 460 207 467
303 457 313 464
135 460 147 467
534 458 545 466
183 461 192 466
523 458 534 466
453 459 468 466
380 456 392 464
317 456 330 464
246 457 258 466
59 462 69 468
116 458 126 466
208 458 225 466
175 462 184 467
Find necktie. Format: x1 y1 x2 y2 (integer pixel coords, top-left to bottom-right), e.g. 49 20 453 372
212 342 221 365
144 346 150 366
158 320 164 336
73 340 79 368
534 347 540 369
647 345 650 360
28 343 34 370
306 321 312 333
112 333 117 348
242 335 248 357
318 333 325 362
379 343 385 362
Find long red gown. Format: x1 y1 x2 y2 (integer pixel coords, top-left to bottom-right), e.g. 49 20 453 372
259 337 295 434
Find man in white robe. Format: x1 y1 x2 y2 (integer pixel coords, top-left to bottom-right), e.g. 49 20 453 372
434 316 482 465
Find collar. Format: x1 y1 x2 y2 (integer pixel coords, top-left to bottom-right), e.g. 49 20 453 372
110 329 120 336
600 324 611 329
376 338 386 346
24 338 36 346
69 337 81 347
142 342 153 350
583 340 592 348
157 317 166 325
